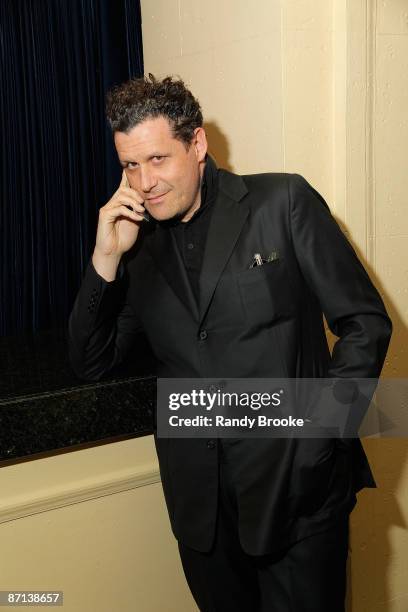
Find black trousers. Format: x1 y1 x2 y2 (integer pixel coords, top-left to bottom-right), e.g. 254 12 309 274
178 445 349 612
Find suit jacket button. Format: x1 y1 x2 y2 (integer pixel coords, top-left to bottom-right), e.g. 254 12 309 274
199 330 208 340
207 440 216 449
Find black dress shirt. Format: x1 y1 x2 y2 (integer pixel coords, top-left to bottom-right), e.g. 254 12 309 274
169 155 218 305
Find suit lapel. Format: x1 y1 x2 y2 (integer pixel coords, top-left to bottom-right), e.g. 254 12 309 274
148 223 200 321
199 170 249 324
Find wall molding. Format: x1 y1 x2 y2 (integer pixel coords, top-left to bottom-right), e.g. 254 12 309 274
344 0 376 265
0 463 161 524
365 0 377 269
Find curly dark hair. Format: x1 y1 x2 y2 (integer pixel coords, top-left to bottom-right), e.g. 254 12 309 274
105 74 203 146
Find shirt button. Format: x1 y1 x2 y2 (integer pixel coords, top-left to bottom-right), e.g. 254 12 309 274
199 330 208 340
207 440 216 449
187 243 194 250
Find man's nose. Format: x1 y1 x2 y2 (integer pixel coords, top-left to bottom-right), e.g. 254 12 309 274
140 165 158 193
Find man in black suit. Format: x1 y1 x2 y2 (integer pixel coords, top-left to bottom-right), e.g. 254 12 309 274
68 75 392 611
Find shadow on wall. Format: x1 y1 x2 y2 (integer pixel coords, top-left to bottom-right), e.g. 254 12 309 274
204 121 232 172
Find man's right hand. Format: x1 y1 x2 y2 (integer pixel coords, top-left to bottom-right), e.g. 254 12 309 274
92 170 146 281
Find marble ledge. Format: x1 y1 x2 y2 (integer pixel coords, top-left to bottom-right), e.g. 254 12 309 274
0 328 156 465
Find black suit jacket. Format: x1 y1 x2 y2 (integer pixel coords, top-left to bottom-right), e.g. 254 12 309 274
68 159 392 554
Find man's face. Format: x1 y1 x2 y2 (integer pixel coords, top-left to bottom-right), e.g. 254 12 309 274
114 116 208 222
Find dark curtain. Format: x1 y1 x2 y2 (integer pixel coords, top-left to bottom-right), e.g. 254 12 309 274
0 0 144 336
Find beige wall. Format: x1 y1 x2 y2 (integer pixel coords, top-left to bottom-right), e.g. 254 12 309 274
141 0 334 194
1 2 406 611
0 436 195 611
347 2 408 611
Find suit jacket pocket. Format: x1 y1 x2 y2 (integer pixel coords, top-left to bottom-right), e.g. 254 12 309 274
237 259 295 325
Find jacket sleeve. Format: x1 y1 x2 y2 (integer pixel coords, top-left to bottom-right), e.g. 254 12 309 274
68 257 145 381
288 174 392 435
288 173 392 380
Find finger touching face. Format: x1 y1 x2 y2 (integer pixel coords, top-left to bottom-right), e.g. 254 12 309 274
120 169 130 188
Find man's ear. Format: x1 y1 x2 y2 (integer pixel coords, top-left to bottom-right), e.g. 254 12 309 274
193 127 208 162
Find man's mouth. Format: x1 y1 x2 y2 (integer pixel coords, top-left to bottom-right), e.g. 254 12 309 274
146 192 169 204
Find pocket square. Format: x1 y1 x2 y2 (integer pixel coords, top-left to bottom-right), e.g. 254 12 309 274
249 250 280 268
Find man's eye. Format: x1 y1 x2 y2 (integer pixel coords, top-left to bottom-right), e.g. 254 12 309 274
153 156 164 163
127 162 139 170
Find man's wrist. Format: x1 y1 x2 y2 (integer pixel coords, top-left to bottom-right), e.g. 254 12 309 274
91 250 122 282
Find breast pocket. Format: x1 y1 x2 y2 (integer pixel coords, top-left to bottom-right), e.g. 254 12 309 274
237 259 295 326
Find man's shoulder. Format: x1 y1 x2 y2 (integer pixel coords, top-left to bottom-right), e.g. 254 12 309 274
241 170 312 193
217 168 316 220
218 167 308 200
242 170 290 200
